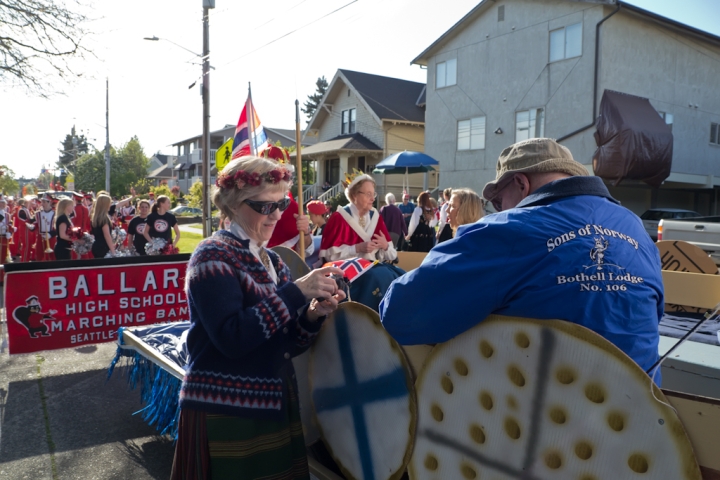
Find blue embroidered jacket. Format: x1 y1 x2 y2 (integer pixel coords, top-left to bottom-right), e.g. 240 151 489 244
380 177 663 381
179 230 321 419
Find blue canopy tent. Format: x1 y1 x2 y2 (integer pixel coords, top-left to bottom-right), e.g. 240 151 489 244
372 151 439 193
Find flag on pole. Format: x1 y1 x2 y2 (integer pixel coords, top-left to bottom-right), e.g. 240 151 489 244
232 93 268 159
322 258 376 283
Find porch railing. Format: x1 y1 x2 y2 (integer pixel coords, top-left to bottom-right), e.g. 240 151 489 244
301 185 317 205
317 182 343 203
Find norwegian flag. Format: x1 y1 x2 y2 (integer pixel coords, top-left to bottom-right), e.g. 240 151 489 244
323 258 375 283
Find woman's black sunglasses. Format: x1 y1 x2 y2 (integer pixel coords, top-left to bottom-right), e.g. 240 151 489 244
244 196 291 215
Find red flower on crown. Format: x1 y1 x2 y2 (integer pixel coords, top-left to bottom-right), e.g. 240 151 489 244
215 167 291 190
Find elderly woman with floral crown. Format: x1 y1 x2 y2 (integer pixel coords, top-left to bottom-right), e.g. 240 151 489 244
319 172 403 310
171 156 346 480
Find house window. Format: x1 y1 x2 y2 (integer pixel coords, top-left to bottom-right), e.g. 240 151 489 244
357 156 366 172
342 108 356 134
515 108 545 142
549 22 582 62
658 111 674 131
436 58 457 88
711 123 720 146
457 116 486 150
179 170 185 180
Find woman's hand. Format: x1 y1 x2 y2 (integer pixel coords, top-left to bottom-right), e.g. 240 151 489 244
355 241 374 254
294 266 344 302
294 214 310 235
307 289 347 321
370 233 388 251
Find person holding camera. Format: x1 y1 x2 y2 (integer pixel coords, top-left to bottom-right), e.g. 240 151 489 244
171 156 345 480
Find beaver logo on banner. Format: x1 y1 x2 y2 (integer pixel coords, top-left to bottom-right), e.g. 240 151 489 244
13 296 57 338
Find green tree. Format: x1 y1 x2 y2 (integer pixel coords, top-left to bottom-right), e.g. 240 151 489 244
0 165 20 196
301 76 328 121
58 126 88 173
150 184 177 208
186 180 203 209
73 136 150 196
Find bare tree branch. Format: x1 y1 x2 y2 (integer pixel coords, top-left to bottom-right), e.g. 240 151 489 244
0 0 91 96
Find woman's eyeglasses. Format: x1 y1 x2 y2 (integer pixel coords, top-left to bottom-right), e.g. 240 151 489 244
357 190 377 200
244 197 291 215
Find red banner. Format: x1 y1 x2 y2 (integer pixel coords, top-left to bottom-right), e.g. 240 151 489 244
5 260 188 354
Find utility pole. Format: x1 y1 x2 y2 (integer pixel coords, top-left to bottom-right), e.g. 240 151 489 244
105 78 111 193
201 0 214 237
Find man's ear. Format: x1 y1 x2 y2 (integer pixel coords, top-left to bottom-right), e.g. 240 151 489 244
514 173 529 191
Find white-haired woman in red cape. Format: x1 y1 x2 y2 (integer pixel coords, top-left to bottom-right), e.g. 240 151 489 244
319 172 403 310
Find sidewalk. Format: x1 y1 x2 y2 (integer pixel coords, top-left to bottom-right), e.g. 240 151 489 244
178 224 202 235
0 293 175 479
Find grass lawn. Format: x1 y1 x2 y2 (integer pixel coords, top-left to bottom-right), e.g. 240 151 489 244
177 232 203 254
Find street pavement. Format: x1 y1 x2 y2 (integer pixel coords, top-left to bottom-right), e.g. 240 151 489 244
0 289 175 480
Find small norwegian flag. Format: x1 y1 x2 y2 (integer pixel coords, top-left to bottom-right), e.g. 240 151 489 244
323 257 375 283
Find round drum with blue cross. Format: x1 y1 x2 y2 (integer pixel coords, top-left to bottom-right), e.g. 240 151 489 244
310 302 417 480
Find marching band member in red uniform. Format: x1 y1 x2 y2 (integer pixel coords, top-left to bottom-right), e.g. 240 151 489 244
71 191 92 259
0 197 11 282
35 194 57 262
13 198 36 262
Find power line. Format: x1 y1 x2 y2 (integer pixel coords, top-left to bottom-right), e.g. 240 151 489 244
221 0 359 67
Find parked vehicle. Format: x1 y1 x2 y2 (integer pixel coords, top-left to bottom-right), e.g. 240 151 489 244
640 208 700 241
658 215 720 264
169 206 201 216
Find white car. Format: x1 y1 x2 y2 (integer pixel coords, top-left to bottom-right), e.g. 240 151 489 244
640 208 700 241
169 206 202 216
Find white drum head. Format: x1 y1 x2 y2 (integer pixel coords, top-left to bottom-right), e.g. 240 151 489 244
310 302 417 480
410 316 701 480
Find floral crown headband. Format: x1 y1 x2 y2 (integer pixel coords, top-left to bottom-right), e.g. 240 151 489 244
216 167 292 190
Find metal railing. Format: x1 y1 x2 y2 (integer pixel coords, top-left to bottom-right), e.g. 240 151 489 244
301 185 317 205
317 182 343 203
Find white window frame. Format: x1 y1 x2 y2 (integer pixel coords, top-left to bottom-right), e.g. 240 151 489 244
457 116 486 151
436 58 457 89
515 108 545 142
711 122 720 146
658 111 674 131
341 108 356 134
549 22 582 62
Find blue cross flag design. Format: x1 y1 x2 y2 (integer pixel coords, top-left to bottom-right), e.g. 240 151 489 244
312 309 409 480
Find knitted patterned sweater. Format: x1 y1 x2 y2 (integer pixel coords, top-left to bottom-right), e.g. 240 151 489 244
179 230 324 420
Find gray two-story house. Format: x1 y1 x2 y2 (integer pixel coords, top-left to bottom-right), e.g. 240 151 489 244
413 0 720 214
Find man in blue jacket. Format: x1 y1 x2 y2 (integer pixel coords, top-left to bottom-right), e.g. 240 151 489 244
379 138 662 379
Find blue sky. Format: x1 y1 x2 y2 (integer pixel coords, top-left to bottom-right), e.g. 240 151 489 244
3 0 719 180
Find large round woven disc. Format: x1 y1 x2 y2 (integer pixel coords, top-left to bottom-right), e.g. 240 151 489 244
310 302 416 480
410 316 701 480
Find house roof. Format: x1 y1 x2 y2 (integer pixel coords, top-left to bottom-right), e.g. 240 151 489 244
304 69 426 138
412 0 720 66
147 164 174 178
296 133 382 157
339 69 426 123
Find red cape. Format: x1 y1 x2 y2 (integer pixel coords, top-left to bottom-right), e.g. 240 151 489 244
319 207 391 253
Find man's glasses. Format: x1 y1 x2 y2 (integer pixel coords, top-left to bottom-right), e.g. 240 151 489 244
489 174 516 212
357 191 377 200
244 196 291 215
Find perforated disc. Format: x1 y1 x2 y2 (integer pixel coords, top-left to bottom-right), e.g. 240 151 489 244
310 302 416 480
410 316 701 480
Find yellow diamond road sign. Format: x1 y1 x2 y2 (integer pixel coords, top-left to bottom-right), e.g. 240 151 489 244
216 138 234 171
